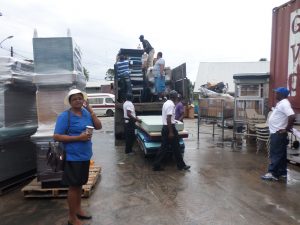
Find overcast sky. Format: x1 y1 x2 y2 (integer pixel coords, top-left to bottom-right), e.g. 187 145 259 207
0 0 288 82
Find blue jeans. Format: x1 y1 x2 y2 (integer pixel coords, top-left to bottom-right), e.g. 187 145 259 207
154 76 165 94
268 133 289 177
118 76 132 101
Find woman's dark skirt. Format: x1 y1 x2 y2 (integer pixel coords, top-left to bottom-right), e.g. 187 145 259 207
62 160 90 187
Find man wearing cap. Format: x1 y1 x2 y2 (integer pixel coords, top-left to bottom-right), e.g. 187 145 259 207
139 35 154 69
123 93 142 155
261 87 295 181
153 90 191 171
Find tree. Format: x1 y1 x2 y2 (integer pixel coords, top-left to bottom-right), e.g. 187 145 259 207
83 67 89 81
105 68 115 81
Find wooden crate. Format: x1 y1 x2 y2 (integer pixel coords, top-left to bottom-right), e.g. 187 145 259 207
22 166 101 198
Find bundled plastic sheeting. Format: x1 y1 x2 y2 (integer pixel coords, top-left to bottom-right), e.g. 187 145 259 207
33 37 83 74
33 71 86 87
0 57 38 143
0 57 34 83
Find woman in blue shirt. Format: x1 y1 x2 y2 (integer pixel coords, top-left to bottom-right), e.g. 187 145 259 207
54 89 102 225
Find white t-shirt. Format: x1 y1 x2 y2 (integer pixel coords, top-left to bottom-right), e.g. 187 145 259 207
123 100 136 120
162 100 176 125
268 98 295 134
153 58 165 77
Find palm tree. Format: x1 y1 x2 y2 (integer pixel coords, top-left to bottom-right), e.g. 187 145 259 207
105 68 114 81
83 67 89 81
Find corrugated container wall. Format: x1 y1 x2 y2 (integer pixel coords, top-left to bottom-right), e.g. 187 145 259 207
270 0 300 113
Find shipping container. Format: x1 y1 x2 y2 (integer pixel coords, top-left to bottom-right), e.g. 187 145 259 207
270 0 300 113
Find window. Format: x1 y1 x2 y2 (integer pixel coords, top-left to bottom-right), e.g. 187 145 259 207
238 84 260 97
105 98 114 103
89 98 103 104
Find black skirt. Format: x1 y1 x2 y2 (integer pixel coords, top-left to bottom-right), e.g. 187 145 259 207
62 161 90 186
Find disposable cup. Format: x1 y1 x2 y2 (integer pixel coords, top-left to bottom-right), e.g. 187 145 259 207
86 125 94 135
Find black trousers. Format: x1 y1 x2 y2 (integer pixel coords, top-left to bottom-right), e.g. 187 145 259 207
153 125 186 169
124 121 135 153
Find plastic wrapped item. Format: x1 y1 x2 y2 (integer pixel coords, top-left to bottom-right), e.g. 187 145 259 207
33 71 86 87
33 37 83 74
138 115 184 132
0 57 34 83
0 139 36 183
0 57 38 142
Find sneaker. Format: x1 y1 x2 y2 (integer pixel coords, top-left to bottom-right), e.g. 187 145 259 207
178 165 191 171
279 174 287 179
261 172 278 181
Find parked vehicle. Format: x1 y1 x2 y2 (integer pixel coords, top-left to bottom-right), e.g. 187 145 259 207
114 48 190 140
87 93 115 117
270 0 300 113
271 0 300 163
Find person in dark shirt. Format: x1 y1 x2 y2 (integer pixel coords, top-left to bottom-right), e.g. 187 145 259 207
139 35 155 69
175 94 184 122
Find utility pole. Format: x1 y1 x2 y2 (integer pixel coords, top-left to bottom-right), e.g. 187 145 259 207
10 46 13 57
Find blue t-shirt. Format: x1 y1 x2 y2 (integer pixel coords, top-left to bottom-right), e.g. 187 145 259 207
54 108 93 161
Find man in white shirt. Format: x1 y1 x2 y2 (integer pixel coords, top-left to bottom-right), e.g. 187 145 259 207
153 90 190 171
152 52 165 101
261 87 295 181
123 94 142 155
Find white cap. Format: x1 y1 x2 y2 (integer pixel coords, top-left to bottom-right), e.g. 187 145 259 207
64 89 87 106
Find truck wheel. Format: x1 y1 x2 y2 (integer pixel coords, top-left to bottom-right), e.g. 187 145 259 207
106 109 114 117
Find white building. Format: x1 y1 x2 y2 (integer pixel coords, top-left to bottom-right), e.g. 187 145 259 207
193 61 270 93
86 80 114 93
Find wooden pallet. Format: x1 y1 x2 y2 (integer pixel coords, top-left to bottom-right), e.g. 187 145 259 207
21 166 101 198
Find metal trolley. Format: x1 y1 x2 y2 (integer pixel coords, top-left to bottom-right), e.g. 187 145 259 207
197 98 234 141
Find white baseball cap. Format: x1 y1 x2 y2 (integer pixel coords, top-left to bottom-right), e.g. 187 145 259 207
64 89 87 106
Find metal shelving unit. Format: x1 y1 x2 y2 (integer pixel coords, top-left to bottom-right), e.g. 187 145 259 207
232 73 270 141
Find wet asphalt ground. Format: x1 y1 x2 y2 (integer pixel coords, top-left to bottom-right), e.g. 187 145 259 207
0 117 300 225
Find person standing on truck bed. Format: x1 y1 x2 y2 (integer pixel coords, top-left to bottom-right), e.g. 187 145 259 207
139 35 154 69
175 94 184 122
261 87 295 181
153 90 191 171
123 93 142 155
153 51 166 101
116 55 132 102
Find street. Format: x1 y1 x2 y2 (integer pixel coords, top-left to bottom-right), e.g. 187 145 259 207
0 117 300 225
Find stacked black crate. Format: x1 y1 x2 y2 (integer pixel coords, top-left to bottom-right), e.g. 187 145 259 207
118 49 144 103
0 57 38 191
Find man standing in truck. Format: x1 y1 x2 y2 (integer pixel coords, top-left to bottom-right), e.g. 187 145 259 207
261 87 295 181
152 52 166 101
115 55 132 102
153 90 190 171
139 35 154 69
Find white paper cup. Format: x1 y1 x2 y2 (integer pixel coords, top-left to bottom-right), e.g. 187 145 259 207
86 126 94 135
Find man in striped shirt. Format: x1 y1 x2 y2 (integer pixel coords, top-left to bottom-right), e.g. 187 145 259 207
116 55 132 101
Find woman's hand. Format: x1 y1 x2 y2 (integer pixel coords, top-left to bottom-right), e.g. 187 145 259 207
78 132 92 141
83 99 93 113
